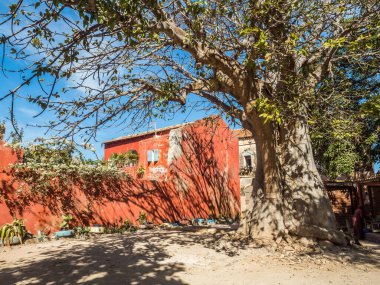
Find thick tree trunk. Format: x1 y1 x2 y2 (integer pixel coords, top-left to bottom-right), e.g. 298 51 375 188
240 116 346 245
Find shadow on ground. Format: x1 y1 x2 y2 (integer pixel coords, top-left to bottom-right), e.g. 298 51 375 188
0 228 243 285
0 231 191 285
0 229 379 285
314 239 380 266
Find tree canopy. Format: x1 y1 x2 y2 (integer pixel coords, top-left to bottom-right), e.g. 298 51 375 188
0 1 378 139
309 37 380 178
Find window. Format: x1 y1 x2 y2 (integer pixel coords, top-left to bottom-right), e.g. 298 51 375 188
244 155 252 168
147 149 159 163
241 149 254 168
240 149 255 176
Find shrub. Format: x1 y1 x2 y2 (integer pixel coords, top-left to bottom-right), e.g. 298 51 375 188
0 218 27 246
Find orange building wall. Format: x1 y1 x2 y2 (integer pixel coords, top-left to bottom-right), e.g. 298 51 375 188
327 189 354 229
0 140 16 225
104 129 172 179
0 118 240 234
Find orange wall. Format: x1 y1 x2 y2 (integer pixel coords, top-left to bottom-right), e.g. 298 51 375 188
0 140 18 170
0 118 240 234
0 141 26 228
104 129 171 179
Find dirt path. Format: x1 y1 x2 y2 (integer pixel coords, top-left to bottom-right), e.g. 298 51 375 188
0 229 379 285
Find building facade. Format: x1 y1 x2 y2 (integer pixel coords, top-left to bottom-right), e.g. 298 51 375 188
104 117 241 218
232 129 257 215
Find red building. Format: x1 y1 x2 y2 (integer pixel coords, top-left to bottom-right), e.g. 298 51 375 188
104 117 239 183
103 116 241 218
0 117 241 233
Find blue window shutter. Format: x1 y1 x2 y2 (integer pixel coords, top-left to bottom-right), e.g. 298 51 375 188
147 150 152 162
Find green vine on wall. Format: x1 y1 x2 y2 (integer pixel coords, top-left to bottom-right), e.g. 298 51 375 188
108 150 139 167
3 138 129 214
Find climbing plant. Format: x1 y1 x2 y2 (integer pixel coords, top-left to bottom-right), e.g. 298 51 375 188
3 138 129 213
109 150 139 167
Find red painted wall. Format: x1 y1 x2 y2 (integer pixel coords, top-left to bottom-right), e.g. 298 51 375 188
0 140 17 226
0 140 18 170
0 118 240 234
104 129 172 179
104 117 240 217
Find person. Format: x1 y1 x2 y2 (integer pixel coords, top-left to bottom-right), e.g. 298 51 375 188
352 206 364 245
363 191 372 219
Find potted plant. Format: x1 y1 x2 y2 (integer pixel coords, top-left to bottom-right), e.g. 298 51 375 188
137 211 154 229
136 165 145 178
0 218 27 246
137 211 147 225
74 226 90 239
59 214 74 230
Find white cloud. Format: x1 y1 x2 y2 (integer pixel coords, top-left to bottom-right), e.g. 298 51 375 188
68 71 102 95
18 107 38 117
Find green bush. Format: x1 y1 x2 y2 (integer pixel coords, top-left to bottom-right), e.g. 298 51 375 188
59 214 74 230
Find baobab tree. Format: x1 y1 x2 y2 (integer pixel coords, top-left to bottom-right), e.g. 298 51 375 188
1 0 379 245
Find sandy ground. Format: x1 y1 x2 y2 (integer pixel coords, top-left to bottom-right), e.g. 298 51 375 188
0 228 379 285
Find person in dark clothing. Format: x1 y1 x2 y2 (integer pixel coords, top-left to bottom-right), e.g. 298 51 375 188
352 206 364 245
363 191 373 223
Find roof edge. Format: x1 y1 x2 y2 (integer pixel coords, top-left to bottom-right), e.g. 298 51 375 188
102 115 221 145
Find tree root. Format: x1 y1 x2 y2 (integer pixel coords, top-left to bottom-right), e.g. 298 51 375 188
238 218 348 247
289 225 348 246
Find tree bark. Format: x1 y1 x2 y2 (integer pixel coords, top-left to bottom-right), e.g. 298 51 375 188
240 115 347 245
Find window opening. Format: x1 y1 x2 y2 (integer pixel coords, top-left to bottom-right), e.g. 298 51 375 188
148 149 159 163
